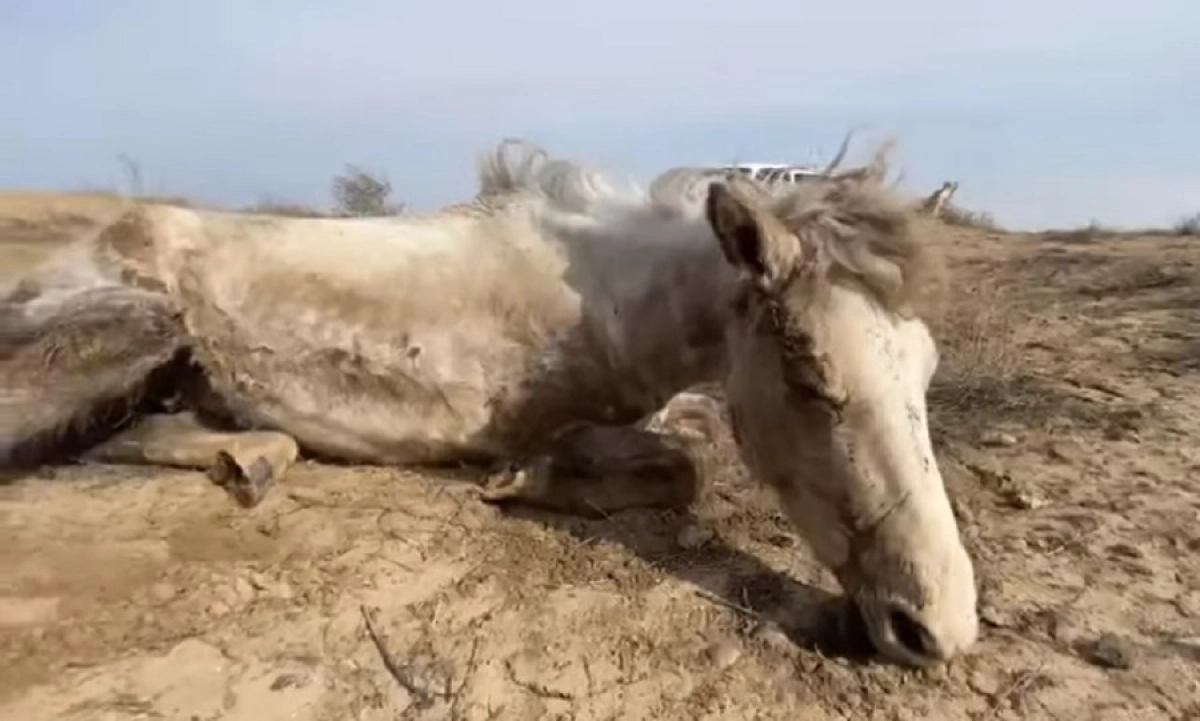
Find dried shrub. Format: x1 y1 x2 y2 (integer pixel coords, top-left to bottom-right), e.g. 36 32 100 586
331 165 405 217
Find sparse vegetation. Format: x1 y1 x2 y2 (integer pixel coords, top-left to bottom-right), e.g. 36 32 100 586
936 202 1001 232
1042 221 1118 244
1175 212 1200 236
1041 216 1200 243
61 155 409 219
241 200 328 218
331 164 405 217
927 276 1044 435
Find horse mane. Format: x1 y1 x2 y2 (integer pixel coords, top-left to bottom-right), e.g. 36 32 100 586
764 146 947 322
475 139 644 215
474 138 946 320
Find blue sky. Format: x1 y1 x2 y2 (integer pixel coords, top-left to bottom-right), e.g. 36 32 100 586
2 0 1197 230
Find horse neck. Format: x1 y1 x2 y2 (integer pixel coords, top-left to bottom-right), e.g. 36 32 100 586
592 217 734 406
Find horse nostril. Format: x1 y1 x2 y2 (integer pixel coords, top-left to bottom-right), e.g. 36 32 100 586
887 608 939 660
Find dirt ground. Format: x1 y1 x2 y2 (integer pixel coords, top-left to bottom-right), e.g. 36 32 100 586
2 194 1199 720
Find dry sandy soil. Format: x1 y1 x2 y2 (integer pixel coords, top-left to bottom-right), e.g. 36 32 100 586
2 192 1198 720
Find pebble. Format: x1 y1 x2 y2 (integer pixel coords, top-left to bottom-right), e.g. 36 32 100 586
979 602 1017 629
1047 441 1084 463
951 499 977 527
1107 543 1144 560
233 577 256 603
968 668 1003 696
705 640 742 670
1080 633 1134 670
980 430 1019 447
752 624 794 655
765 533 794 548
1005 488 1047 510
270 672 313 691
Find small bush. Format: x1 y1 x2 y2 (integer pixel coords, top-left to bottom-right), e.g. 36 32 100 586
1174 213 1200 236
938 203 1001 232
331 165 405 217
1043 221 1116 244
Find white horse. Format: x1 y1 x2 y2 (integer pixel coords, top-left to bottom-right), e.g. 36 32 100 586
0 139 977 667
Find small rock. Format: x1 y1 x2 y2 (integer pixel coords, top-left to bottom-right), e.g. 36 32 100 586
705 640 742 670
286 488 326 506
951 499 977 527
1079 633 1134 670
206 601 230 618
233 577 256 603
766 533 794 548
270 672 312 691
274 581 295 600
1002 487 1046 511
150 583 178 603
979 602 1017 629
1047 441 1084 463
676 524 715 550
980 430 1019 447
967 667 1003 695
752 624 794 655
1107 543 1144 560
1103 425 1141 443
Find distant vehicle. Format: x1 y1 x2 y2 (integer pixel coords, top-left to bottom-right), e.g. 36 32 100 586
708 163 826 184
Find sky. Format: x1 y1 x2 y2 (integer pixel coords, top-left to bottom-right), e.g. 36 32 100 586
1 1 1197 230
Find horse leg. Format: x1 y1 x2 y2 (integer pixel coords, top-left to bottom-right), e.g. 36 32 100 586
1 285 190 468
479 391 725 516
638 390 726 441
82 412 299 508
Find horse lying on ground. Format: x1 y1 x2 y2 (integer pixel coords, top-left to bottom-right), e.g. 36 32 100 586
0 138 977 668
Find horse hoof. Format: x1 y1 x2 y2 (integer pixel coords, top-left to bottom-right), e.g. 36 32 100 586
207 451 276 508
479 457 551 504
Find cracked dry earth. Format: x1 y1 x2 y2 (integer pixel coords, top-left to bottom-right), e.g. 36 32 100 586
2 196 1199 720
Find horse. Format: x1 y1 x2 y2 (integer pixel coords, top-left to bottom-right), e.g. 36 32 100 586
0 138 978 668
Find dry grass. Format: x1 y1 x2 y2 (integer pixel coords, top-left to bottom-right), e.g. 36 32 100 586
1042 221 1119 244
1043 215 1200 244
925 270 1095 437
937 202 1001 232
927 277 1030 431
240 200 329 218
1174 212 1200 236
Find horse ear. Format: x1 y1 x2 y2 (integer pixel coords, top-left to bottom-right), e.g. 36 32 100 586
704 182 800 287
